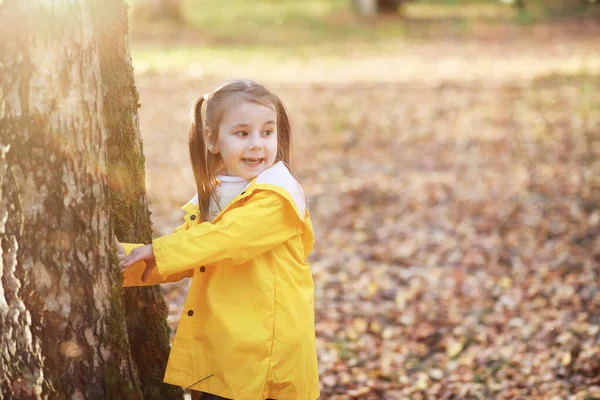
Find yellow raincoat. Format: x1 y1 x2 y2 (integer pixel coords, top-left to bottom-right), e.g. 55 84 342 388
122 162 320 400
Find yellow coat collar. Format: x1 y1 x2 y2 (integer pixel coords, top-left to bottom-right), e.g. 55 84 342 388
181 161 306 221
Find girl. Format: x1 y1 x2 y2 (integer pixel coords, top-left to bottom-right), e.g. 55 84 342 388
116 80 320 400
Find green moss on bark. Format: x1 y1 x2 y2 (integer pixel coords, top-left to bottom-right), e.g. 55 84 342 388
88 1 183 398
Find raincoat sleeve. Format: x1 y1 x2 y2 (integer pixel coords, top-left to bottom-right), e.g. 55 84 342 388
151 190 300 280
121 243 193 287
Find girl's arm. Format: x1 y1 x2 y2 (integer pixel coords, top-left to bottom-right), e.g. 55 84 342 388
119 243 193 286
122 190 300 280
116 199 199 286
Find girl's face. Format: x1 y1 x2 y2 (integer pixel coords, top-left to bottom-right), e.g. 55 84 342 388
210 99 278 180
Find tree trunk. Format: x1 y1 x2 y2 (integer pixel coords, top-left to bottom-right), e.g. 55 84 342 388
0 1 182 399
352 0 403 16
131 0 183 23
378 0 402 14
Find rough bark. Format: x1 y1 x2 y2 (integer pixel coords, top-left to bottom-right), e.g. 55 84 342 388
90 1 183 399
0 1 182 398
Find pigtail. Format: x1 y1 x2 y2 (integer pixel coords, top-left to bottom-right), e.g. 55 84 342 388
188 96 217 221
275 99 293 172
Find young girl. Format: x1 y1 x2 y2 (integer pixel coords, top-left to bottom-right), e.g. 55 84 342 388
116 80 320 400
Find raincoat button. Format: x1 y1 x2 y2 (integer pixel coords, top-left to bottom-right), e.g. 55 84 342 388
190 215 196 220
200 266 206 272
187 310 194 316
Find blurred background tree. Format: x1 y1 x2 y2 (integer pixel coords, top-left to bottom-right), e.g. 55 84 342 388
131 0 183 22
352 0 408 15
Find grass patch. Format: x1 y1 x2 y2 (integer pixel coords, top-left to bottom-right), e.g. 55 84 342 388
126 0 599 76
511 0 600 24
127 0 599 44
126 0 521 48
128 0 408 46
405 1 514 20
130 44 309 74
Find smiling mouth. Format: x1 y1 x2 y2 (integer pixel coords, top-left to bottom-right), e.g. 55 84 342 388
242 158 263 165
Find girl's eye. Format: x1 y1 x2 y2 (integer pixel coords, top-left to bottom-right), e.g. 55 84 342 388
262 130 273 137
236 131 248 137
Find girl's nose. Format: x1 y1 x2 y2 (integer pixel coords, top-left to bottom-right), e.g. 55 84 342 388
248 135 262 150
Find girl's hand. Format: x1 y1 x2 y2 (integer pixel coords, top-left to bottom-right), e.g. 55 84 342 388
120 243 157 282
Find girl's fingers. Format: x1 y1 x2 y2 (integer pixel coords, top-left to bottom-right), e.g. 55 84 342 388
120 250 138 269
121 248 147 268
122 255 136 268
120 245 153 271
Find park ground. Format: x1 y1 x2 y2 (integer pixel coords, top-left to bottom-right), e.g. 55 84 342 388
129 1 600 398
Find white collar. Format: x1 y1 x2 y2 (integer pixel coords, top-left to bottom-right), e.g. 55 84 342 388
188 161 305 218
217 174 248 183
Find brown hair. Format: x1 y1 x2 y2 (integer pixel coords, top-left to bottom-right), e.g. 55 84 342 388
189 79 292 221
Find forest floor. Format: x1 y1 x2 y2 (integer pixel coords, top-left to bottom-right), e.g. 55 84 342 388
131 9 600 399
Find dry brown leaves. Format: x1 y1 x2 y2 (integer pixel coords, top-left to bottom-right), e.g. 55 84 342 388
285 77 600 399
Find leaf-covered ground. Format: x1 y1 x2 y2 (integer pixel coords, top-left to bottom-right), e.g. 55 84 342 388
134 22 600 399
